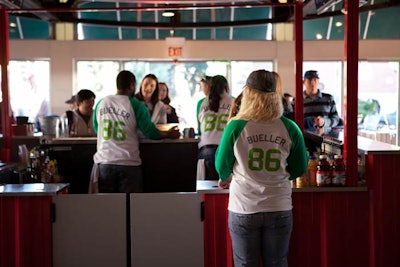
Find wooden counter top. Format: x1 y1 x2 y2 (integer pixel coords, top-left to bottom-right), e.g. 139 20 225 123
358 136 400 154
196 180 367 194
196 180 229 194
50 137 199 145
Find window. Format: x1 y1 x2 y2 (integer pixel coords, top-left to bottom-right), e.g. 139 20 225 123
358 61 399 145
76 61 120 102
302 60 400 146
303 61 343 115
230 61 274 97
8 60 50 126
76 60 272 132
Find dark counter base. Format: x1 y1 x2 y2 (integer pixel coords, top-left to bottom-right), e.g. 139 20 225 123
42 140 198 194
45 143 94 194
140 142 198 193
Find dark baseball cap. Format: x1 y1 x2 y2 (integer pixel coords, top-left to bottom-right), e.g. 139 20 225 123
304 70 319 79
65 95 76 104
246 70 276 93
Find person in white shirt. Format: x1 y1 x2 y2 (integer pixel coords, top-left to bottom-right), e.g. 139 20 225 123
197 75 233 180
93 70 180 193
134 74 167 125
196 76 212 132
215 70 308 267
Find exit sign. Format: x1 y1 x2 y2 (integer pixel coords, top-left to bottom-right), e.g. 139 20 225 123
168 47 183 58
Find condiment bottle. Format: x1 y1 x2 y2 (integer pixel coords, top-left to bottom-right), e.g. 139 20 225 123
316 155 331 186
296 172 308 188
332 155 346 186
291 180 297 188
307 155 318 186
328 154 335 166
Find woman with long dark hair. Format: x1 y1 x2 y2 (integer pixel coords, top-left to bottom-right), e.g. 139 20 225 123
158 82 179 123
197 75 233 180
135 74 167 124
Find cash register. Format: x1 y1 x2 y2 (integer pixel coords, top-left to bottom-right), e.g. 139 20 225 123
303 128 344 155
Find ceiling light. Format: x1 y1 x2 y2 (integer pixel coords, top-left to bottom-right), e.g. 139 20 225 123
162 11 175 17
316 33 323 40
341 0 369 14
335 21 343 27
9 22 16 27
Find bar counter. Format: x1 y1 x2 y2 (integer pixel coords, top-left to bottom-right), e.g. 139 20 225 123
197 180 368 193
197 180 370 267
1 136 399 267
0 182 68 196
0 182 69 267
198 136 400 267
40 136 199 193
358 135 400 154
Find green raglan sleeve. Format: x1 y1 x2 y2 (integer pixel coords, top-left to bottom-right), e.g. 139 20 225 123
92 99 102 135
281 117 308 180
215 119 247 181
131 98 161 139
196 98 205 135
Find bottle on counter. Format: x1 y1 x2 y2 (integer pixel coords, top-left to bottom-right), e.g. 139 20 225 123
297 152 313 188
316 154 331 186
291 179 297 189
18 144 29 168
296 172 308 188
357 155 366 186
328 154 335 166
332 155 346 186
307 154 318 186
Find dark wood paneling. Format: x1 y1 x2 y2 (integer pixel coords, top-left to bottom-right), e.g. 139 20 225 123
366 154 400 267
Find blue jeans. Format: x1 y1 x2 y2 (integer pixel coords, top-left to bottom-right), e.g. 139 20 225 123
98 164 143 193
228 210 293 267
198 145 219 180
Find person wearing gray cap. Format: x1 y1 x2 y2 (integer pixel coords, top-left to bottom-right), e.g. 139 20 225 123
65 95 77 110
215 69 308 267
60 95 78 136
303 70 340 131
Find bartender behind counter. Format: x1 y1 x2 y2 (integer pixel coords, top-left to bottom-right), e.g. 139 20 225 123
92 70 180 193
68 89 96 137
303 70 341 132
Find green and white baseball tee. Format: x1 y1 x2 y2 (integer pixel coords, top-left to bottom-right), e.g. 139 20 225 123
215 116 308 214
